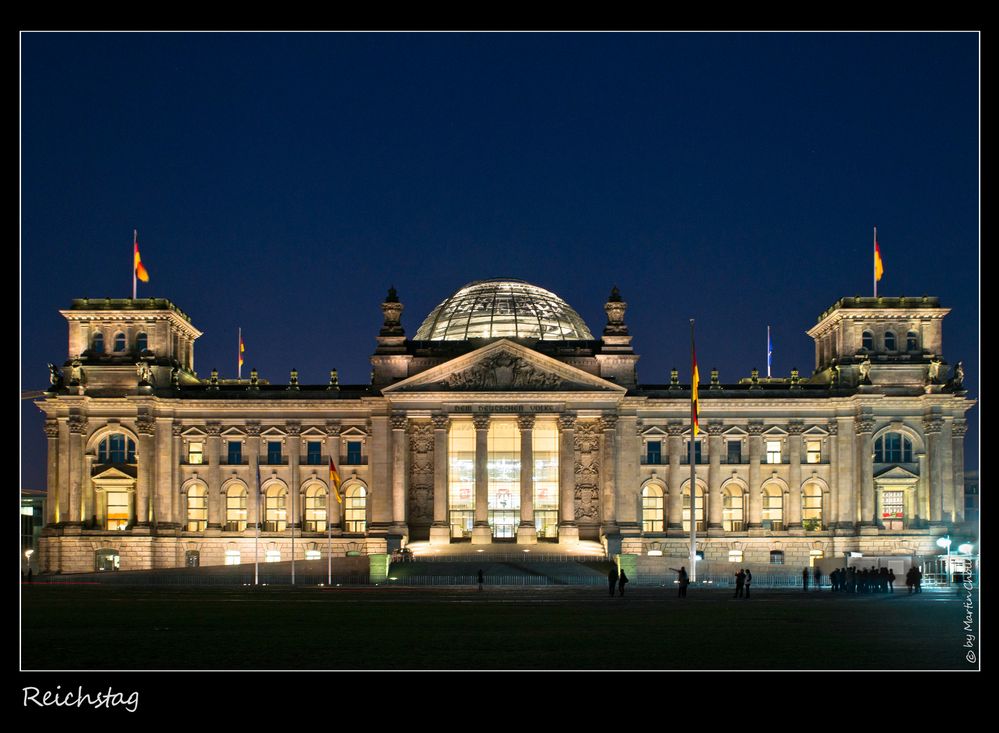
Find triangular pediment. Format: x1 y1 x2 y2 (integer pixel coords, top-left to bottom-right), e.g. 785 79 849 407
91 465 137 481
382 340 627 394
874 465 920 481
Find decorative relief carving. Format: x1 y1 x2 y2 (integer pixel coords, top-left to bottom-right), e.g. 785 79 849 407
390 413 408 431
205 423 222 437
517 413 536 431
441 353 565 390
922 416 943 434
44 420 59 438
558 413 576 432
856 417 876 434
573 420 601 453
666 422 684 437
324 420 341 437
787 421 804 436
285 422 302 437
707 422 724 436
136 415 155 435
827 419 838 436
952 419 968 437
245 422 261 437
68 415 88 434
574 420 601 522
172 423 184 437
747 422 764 436
600 414 618 431
408 421 434 523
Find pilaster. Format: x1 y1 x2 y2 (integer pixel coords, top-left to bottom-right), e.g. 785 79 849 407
747 422 763 528
667 423 683 530
557 413 579 544
430 414 451 545
787 422 803 529
707 422 723 529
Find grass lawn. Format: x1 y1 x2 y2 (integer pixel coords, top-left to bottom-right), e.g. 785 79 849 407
20 585 976 670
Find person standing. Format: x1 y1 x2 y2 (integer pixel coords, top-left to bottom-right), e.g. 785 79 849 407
814 566 822 592
477 568 484 592
618 569 629 597
887 568 895 594
608 563 618 597
802 567 810 591
734 569 745 598
744 568 752 599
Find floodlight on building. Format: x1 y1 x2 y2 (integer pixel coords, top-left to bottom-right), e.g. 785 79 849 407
936 537 952 549
850 552 863 558
958 544 974 555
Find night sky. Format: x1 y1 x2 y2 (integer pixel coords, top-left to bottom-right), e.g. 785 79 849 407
20 32 979 492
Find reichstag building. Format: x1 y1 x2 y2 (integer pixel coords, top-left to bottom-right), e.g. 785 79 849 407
35 279 974 573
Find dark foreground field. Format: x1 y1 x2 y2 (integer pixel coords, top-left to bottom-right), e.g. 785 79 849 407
20 585 976 670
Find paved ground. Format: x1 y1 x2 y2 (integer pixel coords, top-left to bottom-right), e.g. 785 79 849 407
20 584 979 670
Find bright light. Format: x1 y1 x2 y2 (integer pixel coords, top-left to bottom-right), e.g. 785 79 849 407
24 549 34 559
389 576 397 581
647 550 663 556
959 544 974 555
523 549 530 553
850 552 863 558
936 537 952 549
476 549 484 553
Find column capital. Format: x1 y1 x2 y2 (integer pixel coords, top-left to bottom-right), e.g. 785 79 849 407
68 415 88 434
952 419 968 437
205 422 222 437
706 422 724 436
472 414 491 431
827 419 838 436
666 422 684 437
517 413 536 431
324 420 341 437
599 414 617 431
787 421 804 436
245 422 261 437
135 415 156 435
747 421 764 436
391 412 408 431
856 417 875 435
557 413 576 431
285 422 302 437
172 423 184 437
923 415 943 434
431 413 450 431
44 420 59 438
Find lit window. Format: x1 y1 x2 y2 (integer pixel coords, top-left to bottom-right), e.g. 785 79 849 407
532 420 559 540
884 331 896 351
806 440 822 464
862 331 873 351
227 441 242 465
766 440 782 464
682 487 704 532
809 549 824 567
487 421 520 539
136 332 148 352
304 485 328 533
92 333 105 354
728 550 743 563
346 441 363 464
802 484 823 531
882 490 905 530
225 486 247 532
267 441 282 465
646 440 662 465
770 550 785 565
106 492 129 530
723 489 744 532
306 441 323 465
762 485 784 531
726 441 742 464
95 549 120 572
186 485 207 532
906 331 919 351
185 550 200 567
188 441 204 465
449 422 475 539
225 550 241 566
265 486 287 532
305 550 321 560
874 433 913 463
345 485 367 533
641 484 664 533
98 434 136 464
113 332 126 352
265 550 281 563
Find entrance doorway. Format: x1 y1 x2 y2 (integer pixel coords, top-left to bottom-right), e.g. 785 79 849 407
489 510 517 539
535 510 558 539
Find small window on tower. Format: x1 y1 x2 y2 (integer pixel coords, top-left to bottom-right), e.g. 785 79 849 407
188 441 204 465
113 332 127 352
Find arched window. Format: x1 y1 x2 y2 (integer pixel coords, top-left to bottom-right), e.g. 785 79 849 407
907 331 919 351
97 434 136 464
113 332 127 352
304 484 328 533
682 485 704 533
136 332 148 352
802 483 823 531
345 484 367 533
92 332 105 354
762 484 784 531
186 485 207 532
884 331 896 351
723 487 744 532
264 486 287 532
225 485 247 532
862 331 873 351
641 484 664 533
874 433 913 463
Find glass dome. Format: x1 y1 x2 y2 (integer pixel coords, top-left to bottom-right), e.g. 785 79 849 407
414 279 594 341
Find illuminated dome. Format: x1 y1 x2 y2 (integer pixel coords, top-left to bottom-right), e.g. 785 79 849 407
414 279 594 341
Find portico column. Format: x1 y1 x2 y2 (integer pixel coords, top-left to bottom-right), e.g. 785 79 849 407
246 423 261 532
924 416 944 523
835 416 855 530
827 419 840 528
952 419 967 523
941 419 955 523
83 455 95 527
430 414 450 545
172 424 183 530
747 422 763 528
667 424 683 530
44 420 59 526
471 414 492 544
787 422 803 529
206 423 222 532
857 417 876 526
558 413 579 544
66 415 87 527
287 423 302 531
390 412 409 536
517 414 538 544
600 414 619 537
135 415 156 529
325 422 342 532
707 423 723 530
156 417 175 527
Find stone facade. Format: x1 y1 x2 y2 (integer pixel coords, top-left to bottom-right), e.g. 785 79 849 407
36 285 975 573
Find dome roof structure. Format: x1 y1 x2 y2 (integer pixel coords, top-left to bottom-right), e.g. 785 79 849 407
414 279 594 342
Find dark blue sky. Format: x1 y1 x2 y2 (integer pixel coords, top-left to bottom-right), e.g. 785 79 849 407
20 32 979 490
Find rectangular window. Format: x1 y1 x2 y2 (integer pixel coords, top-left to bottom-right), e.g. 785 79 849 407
448 422 476 530
533 420 559 539
188 441 204 465
345 441 363 465
225 550 241 566
305 550 321 561
728 550 743 563
770 550 785 565
806 440 821 464
106 492 129 530
727 441 742 464
646 440 662 464
265 550 281 563
766 440 782 464
306 441 323 465
683 440 703 464
267 441 282 465
227 441 242 465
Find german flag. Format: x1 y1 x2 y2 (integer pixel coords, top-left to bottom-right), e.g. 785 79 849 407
874 228 884 282
691 328 700 436
329 456 343 504
134 231 149 283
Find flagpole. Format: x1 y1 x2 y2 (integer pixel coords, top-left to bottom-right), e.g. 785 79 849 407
291 476 296 586
132 230 137 300
767 325 771 378
254 461 260 586
327 472 332 586
689 319 697 584
238 328 242 380
873 226 878 298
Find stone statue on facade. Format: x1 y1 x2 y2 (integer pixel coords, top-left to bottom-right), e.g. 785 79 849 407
951 360 964 389
48 363 63 389
170 366 180 388
136 360 153 386
858 356 872 385
928 357 943 384
68 359 83 386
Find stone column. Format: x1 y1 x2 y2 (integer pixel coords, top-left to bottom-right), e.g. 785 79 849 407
667 424 683 530
925 416 944 523
430 414 450 545
600 414 619 538
324 421 341 532
156 417 174 527
557 413 579 544
172 424 183 530
82 455 95 527
836 416 855 530
517 414 537 544
135 415 155 530
916 453 929 526
787 422 803 529
747 422 763 528
390 412 409 536
287 423 301 530
827 419 839 528
58 420 70 525
44 420 59 526
206 423 222 532
952 419 967 523
857 416 876 526
66 415 87 527
472 414 492 544
941 419 955 523
246 423 261 531
707 423 723 530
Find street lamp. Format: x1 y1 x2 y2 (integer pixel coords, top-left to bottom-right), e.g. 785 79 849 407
936 536 952 586
958 543 974 555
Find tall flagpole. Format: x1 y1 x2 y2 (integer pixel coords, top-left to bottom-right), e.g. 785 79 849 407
767 325 771 378
327 472 332 586
689 319 697 584
238 328 242 380
132 230 137 300
873 226 878 298
254 461 260 586
291 475 296 586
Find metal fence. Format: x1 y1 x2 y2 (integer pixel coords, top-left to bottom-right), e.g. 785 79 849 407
387 574 606 586
405 553 606 563
35 572 370 586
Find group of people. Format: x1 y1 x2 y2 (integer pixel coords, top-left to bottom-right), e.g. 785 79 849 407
733 568 752 598
608 564 629 596
828 566 899 593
